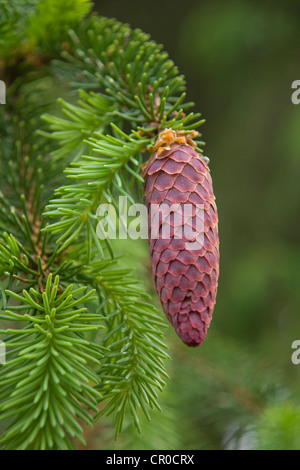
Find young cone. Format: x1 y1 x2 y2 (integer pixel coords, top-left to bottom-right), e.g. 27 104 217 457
143 129 219 347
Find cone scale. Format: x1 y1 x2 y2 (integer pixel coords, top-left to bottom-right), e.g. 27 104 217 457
143 129 219 347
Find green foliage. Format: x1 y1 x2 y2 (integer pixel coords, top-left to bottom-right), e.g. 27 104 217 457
42 130 150 259
90 261 170 438
0 274 104 449
41 91 116 162
106 388 180 450
27 0 92 48
0 0 38 56
0 0 92 57
41 12 205 245
1 0 299 451
0 0 198 449
256 403 300 450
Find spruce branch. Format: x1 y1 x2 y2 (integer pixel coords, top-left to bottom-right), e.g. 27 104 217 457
41 13 205 252
0 274 104 450
40 91 116 162
1 0 200 448
43 128 150 249
82 260 170 438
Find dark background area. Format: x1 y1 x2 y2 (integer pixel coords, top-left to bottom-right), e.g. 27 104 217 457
93 0 300 450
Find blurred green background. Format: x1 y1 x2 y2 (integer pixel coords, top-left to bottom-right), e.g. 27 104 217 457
89 0 300 450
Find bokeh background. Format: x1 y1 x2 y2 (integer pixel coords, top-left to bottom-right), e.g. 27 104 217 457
89 0 300 450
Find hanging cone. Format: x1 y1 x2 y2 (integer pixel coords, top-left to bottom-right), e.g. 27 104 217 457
143 129 219 347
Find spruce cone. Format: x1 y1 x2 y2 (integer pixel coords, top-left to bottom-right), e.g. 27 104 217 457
143 129 219 347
